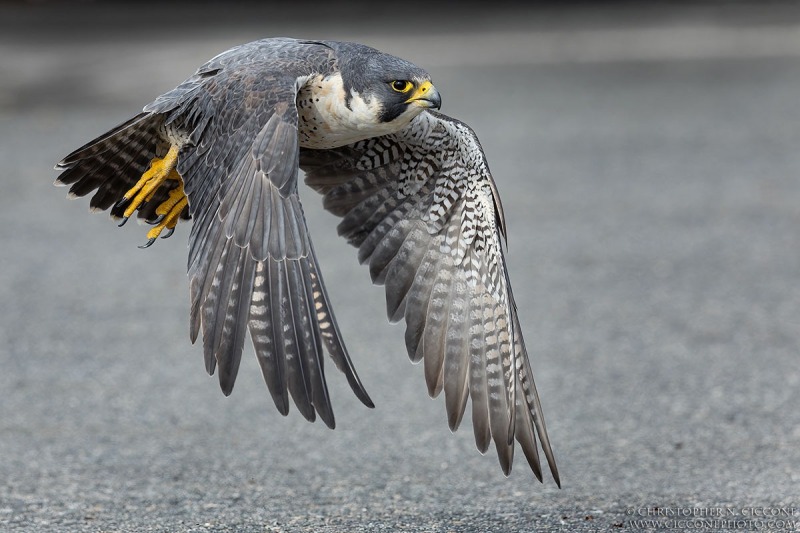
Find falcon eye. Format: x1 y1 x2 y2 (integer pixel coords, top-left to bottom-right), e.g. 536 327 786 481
390 80 414 93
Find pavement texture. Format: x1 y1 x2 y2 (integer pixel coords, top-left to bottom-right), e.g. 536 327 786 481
1 2 799 532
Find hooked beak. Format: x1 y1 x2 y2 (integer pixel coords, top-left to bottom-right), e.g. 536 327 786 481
406 80 441 110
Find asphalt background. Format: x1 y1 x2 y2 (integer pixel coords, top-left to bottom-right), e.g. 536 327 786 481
1 2 799 532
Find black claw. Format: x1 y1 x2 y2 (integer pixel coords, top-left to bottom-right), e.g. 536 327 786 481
118 216 129 227
138 238 156 249
147 214 166 225
160 227 175 239
113 197 130 211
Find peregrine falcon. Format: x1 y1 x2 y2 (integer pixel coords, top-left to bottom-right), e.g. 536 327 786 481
54 38 559 484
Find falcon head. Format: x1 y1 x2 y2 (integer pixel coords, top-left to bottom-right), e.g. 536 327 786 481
339 46 442 124
297 42 442 149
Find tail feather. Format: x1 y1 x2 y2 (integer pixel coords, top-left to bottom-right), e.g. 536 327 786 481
55 112 171 221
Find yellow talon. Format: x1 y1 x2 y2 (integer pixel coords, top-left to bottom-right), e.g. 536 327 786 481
164 196 188 231
121 145 180 219
115 144 190 248
154 176 186 217
146 193 188 241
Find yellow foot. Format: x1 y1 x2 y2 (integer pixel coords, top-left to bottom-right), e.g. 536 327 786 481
139 183 189 248
115 145 180 226
113 144 189 248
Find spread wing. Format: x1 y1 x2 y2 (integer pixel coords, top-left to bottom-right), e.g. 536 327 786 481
150 39 373 428
300 111 559 483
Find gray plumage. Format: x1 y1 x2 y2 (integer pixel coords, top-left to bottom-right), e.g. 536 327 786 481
54 37 558 484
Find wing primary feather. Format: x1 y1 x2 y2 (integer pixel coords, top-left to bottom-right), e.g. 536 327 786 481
214 244 246 394
216 245 257 395
273 258 315 422
469 291 491 453
201 241 242 393
248 261 290 416
422 252 457 398
196 235 231 376
486 298 514 475
189 219 227 362
189 276 203 345
499 260 518 447
443 270 471 431
507 331 518 448
384 224 428 323
199 244 226 377
283 259 315 405
514 394 544 483
512 304 560 487
205 242 240 359
289 258 335 428
403 244 444 363
187 190 225 275
303 247 374 408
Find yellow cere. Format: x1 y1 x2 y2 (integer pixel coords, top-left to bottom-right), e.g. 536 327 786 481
404 80 433 103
